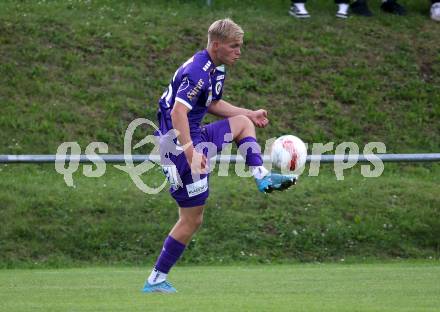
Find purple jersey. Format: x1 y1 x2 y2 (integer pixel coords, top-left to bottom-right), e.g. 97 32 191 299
157 50 226 144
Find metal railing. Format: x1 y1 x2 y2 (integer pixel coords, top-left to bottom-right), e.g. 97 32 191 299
1 154 439 164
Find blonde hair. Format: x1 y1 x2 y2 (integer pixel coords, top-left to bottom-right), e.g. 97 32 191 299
207 18 244 46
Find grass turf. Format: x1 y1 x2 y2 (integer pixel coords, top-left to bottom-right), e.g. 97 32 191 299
0 0 439 269
1 163 439 266
0 262 439 312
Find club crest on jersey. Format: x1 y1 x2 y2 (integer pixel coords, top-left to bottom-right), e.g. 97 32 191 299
187 79 204 100
215 82 222 95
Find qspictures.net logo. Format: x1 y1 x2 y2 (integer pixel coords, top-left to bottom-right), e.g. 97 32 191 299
55 118 386 194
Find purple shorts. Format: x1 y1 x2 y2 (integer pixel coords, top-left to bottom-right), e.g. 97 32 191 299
159 119 232 208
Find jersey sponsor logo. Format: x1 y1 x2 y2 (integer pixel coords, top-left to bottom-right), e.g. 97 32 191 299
216 74 225 81
203 61 212 72
215 81 222 95
187 78 204 100
186 177 208 197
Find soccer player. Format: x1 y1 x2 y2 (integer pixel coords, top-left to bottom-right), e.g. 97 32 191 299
142 18 296 293
290 0 406 18
350 0 406 16
289 0 350 18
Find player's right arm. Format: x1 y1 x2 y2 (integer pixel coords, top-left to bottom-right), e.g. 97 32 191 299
171 101 207 174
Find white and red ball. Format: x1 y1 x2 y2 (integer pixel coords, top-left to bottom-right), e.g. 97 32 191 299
270 135 307 173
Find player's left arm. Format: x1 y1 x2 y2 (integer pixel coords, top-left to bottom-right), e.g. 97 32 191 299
208 99 269 128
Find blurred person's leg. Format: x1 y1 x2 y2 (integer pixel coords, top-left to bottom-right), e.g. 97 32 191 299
289 0 311 18
335 0 350 18
350 0 373 16
380 0 406 15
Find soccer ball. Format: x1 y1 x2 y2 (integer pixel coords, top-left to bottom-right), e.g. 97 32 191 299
270 135 307 173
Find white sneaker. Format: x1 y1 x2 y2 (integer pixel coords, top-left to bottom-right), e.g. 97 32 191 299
431 2 440 22
289 3 311 18
336 3 349 18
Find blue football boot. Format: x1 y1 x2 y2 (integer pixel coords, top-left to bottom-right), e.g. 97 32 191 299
142 280 177 293
256 172 297 193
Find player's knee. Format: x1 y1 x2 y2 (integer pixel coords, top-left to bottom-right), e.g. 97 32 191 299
231 114 253 132
180 214 203 230
191 214 203 230
193 214 204 229
237 114 252 126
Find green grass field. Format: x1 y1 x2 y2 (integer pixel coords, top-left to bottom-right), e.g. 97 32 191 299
1 262 439 312
1 163 439 267
1 0 439 293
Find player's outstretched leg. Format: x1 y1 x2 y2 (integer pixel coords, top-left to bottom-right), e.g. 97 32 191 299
229 115 296 193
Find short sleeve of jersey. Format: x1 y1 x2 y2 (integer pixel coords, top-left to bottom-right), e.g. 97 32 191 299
212 65 226 101
175 70 207 110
